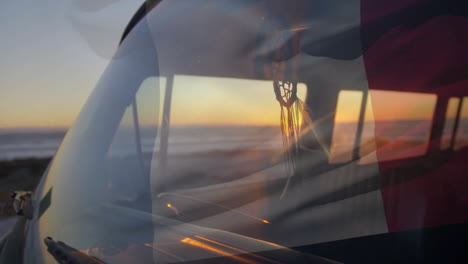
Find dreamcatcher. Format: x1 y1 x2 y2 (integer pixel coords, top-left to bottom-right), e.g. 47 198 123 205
256 14 303 198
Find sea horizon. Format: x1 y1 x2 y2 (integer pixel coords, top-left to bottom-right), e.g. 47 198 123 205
0 119 465 161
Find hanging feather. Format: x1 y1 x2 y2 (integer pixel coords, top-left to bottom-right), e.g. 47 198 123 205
273 80 302 198
256 12 302 198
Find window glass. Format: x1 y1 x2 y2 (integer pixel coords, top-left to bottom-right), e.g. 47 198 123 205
155 75 307 189
454 97 468 150
359 91 436 163
106 77 164 198
359 93 378 164
441 97 460 150
329 90 363 163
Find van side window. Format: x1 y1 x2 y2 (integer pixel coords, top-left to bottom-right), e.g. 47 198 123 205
329 90 363 163
454 97 468 150
359 91 436 163
441 97 461 150
330 90 437 164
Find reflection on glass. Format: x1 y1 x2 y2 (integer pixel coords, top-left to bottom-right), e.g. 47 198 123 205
454 97 468 150
360 91 436 163
441 97 460 150
329 90 363 163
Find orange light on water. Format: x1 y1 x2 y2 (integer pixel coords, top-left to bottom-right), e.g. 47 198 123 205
144 243 184 261
194 236 283 264
166 202 180 215
159 193 270 224
180 237 259 264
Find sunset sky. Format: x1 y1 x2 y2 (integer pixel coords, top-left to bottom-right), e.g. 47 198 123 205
147 76 448 127
0 0 143 129
316 89 444 126
170 76 307 126
1 1 466 129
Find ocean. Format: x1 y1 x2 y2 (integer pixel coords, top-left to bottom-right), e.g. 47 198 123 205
0 129 67 160
0 120 466 161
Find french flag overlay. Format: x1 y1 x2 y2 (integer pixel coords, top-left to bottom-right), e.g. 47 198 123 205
257 0 468 245
28 2 468 263
361 0 468 232
140 0 468 247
